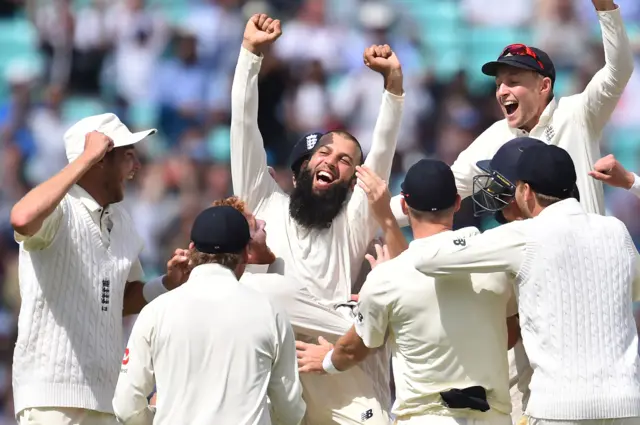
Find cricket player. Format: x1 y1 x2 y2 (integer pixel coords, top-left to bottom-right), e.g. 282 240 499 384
390 2 633 418
414 144 640 424
231 13 404 306
296 159 518 425
113 205 305 425
204 195 393 425
10 114 189 425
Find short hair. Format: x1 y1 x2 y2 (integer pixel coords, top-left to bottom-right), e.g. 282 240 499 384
533 192 562 207
211 196 247 214
188 250 244 269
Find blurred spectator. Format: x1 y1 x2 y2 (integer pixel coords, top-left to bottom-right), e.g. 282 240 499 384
461 0 533 27
106 0 168 108
535 0 590 71
153 29 209 142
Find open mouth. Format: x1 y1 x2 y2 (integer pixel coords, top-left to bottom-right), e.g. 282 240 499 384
504 100 519 116
315 170 336 189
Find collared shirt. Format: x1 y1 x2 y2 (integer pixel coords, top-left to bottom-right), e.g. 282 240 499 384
391 7 634 225
355 227 516 419
113 264 305 425
413 199 640 419
15 184 143 281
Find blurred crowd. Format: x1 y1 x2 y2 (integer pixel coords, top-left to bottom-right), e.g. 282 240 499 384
0 0 638 421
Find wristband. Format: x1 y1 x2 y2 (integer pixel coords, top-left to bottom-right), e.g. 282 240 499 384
143 275 169 303
322 349 341 375
629 173 640 199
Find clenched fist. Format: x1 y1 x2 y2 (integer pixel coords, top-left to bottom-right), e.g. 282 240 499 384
363 44 401 76
242 13 282 55
81 131 114 165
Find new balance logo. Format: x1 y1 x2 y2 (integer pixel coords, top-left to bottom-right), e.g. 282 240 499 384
453 238 466 246
306 134 318 150
361 409 373 421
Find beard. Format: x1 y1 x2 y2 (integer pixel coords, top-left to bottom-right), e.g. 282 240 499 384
289 167 351 230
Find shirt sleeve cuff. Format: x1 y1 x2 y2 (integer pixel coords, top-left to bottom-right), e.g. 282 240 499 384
595 5 621 19
629 172 640 198
383 89 405 101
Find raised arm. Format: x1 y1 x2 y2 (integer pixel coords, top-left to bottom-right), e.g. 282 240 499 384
413 224 526 277
230 14 282 213
347 45 405 248
579 1 634 136
11 131 111 237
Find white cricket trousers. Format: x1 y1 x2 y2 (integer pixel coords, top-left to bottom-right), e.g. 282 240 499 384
394 410 512 425
17 407 119 425
526 418 640 425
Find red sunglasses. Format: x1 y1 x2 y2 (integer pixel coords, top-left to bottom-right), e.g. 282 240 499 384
501 43 544 70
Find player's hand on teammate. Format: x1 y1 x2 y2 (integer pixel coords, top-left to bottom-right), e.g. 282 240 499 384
81 131 114 165
242 13 282 55
588 154 635 190
163 246 191 290
296 336 334 374
356 165 393 223
365 242 391 270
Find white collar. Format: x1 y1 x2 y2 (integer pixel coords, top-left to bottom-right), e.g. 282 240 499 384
508 97 558 135
69 185 109 215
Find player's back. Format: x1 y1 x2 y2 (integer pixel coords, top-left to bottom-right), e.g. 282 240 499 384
368 229 513 419
514 202 640 413
146 272 286 425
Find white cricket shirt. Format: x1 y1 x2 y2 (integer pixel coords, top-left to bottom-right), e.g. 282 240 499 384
355 227 517 420
230 47 404 306
112 264 305 425
414 199 640 420
391 7 633 225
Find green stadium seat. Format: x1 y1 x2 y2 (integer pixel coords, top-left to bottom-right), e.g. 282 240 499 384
207 125 231 163
62 97 108 124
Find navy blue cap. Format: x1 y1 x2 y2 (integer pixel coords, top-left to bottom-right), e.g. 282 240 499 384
477 137 546 185
401 159 457 212
515 144 576 199
190 205 250 254
482 45 556 84
289 132 324 175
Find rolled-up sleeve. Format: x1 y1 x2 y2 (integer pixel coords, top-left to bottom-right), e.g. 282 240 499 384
113 308 156 425
268 306 306 425
579 7 634 136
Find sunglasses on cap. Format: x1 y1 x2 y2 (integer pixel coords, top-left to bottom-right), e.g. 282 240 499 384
501 43 545 70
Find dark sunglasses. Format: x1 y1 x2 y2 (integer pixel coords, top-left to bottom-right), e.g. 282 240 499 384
501 43 545 70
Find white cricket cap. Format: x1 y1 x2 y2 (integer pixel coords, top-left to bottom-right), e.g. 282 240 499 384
64 113 157 163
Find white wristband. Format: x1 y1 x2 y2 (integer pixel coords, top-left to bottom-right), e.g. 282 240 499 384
322 349 341 375
143 275 169 303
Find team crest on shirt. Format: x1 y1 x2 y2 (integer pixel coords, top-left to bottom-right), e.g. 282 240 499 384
306 134 318 150
544 125 556 142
